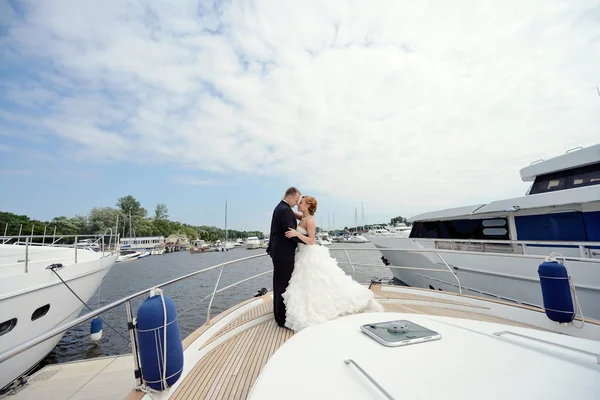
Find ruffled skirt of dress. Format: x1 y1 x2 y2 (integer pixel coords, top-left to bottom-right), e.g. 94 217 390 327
282 244 384 332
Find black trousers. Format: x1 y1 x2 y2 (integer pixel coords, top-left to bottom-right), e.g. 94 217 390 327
272 259 294 327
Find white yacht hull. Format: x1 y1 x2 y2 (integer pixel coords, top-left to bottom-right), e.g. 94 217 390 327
0 246 117 391
369 236 600 321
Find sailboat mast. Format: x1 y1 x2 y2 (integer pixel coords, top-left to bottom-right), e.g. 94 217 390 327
225 199 228 242
361 202 364 229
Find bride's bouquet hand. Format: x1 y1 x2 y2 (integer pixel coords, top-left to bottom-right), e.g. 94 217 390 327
285 228 298 238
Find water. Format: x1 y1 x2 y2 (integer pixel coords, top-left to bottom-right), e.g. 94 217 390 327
42 244 393 365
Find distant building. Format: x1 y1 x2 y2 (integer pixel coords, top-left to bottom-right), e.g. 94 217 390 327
165 234 189 246
120 236 165 249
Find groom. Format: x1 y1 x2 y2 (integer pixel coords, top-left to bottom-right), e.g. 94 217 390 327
267 187 302 328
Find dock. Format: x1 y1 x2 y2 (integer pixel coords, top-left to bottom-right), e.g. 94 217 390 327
10 354 136 400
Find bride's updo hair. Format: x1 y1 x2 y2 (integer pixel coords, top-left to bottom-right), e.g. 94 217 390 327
304 196 318 215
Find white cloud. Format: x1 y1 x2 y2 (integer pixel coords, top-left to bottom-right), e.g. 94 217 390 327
173 175 217 186
2 0 600 216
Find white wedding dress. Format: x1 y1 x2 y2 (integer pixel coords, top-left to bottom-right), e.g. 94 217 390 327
282 225 384 332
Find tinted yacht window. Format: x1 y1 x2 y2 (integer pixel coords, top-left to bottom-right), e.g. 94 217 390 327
530 163 600 194
410 218 509 240
567 163 600 189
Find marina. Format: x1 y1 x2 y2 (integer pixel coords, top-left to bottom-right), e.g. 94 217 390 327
1 246 599 399
2 2 600 398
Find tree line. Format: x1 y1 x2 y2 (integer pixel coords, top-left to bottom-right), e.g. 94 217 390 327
0 195 264 242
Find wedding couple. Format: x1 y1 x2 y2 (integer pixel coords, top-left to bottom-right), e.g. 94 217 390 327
267 187 383 332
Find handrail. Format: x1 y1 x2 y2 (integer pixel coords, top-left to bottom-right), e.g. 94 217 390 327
434 251 462 295
0 234 118 239
0 253 269 364
493 331 600 361
206 266 225 324
358 237 600 248
565 146 583 154
343 249 357 280
344 359 396 400
329 247 600 263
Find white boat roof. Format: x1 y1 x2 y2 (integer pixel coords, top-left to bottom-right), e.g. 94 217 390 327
409 185 600 221
519 144 600 182
408 204 485 222
474 184 600 214
249 313 600 399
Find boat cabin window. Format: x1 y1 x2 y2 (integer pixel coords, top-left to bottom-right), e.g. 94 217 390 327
409 218 509 240
529 163 600 195
0 318 17 337
31 304 50 321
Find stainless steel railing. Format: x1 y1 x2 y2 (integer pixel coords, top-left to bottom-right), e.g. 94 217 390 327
0 252 269 364
3 244 599 372
0 232 119 273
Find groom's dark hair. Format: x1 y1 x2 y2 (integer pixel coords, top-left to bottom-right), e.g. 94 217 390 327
284 187 301 198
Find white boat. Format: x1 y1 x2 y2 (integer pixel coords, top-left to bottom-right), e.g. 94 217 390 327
137 250 151 259
367 226 394 236
368 144 600 320
117 248 141 262
0 235 118 392
384 223 412 237
339 232 369 243
4 252 599 399
151 247 166 255
316 232 332 246
246 236 261 249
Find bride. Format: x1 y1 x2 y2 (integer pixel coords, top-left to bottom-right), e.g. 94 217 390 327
282 195 384 332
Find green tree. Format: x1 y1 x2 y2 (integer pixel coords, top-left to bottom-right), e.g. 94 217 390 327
153 204 169 236
181 226 198 241
51 215 87 235
116 195 147 218
390 216 411 226
133 217 155 237
89 207 123 234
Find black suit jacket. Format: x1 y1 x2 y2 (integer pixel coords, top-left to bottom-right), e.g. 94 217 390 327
267 200 301 263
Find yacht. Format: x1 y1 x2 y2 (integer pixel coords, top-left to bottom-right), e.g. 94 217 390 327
246 236 261 249
384 223 412 237
0 235 118 392
367 226 394 236
150 247 166 255
4 252 599 399
316 232 332 246
117 247 141 262
340 232 370 243
369 144 600 320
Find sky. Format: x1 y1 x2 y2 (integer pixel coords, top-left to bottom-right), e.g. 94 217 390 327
0 0 599 233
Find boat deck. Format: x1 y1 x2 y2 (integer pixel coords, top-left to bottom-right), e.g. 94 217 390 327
10 284 564 400
9 354 136 400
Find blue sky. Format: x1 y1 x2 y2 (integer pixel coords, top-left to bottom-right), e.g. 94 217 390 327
1 1 599 232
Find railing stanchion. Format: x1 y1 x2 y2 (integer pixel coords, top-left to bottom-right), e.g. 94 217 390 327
126 301 143 386
434 252 462 295
25 237 30 273
74 236 78 264
206 266 225 325
344 249 357 280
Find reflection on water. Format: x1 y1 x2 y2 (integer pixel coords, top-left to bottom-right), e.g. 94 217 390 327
43 244 392 365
